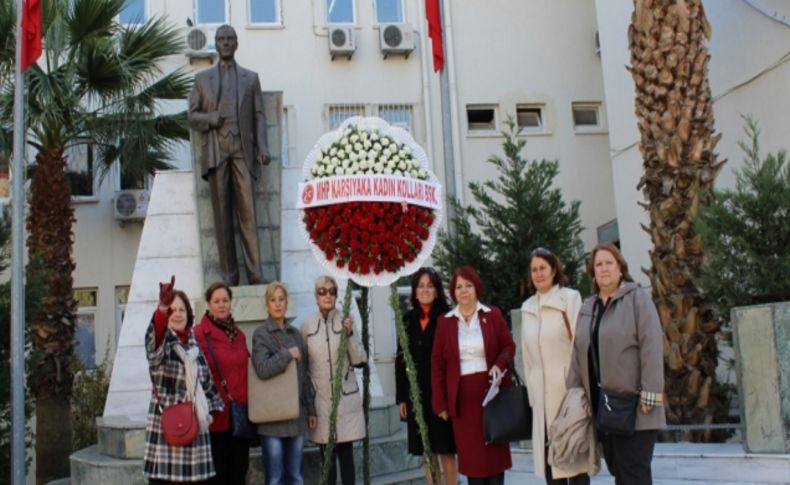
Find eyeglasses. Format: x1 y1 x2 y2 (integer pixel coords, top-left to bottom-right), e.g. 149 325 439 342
531 247 552 256
316 287 337 297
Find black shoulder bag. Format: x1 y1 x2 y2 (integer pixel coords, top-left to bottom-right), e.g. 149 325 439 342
483 367 532 444
590 299 638 436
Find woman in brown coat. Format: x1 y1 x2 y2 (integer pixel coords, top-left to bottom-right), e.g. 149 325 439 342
567 243 666 485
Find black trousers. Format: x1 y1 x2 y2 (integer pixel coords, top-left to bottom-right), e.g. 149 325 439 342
320 441 356 485
208 430 250 485
601 430 658 485
544 447 590 485
467 472 505 485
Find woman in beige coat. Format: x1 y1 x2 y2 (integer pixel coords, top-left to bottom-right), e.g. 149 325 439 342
567 243 665 485
302 275 368 485
521 248 591 485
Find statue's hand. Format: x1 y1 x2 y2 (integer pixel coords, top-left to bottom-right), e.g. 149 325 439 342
209 112 224 128
258 153 271 165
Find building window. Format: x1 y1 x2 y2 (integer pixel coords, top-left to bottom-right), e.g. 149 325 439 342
115 286 129 346
597 219 620 247
466 105 497 132
326 0 355 24
119 0 146 24
572 102 601 129
113 161 151 191
328 104 365 130
249 0 280 24
516 104 544 131
65 143 95 197
377 104 413 133
197 0 226 24
74 288 98 369
376 0 404 23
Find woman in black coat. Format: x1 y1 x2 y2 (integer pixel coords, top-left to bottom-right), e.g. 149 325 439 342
395 267 457 485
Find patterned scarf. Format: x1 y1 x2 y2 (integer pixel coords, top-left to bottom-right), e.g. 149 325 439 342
205 311 238 340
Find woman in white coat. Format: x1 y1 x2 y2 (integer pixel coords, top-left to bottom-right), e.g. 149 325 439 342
302 275 368 485
521 248 590 485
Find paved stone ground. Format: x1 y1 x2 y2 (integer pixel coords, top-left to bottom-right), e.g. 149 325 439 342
502 443 790 485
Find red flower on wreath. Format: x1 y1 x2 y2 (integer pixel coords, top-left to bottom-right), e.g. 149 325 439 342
303 201 435 275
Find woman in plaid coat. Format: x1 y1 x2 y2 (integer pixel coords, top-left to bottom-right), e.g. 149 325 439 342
144 277 224 483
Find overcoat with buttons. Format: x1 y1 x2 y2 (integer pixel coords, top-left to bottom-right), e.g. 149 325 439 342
301 309 368 444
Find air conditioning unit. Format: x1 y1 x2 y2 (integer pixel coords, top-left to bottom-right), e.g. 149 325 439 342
379 23 415 59
114 189 150 222
328 26 355 60
185 26 214 56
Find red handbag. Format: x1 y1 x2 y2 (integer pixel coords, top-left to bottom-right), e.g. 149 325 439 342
152 372 199 447
161 401 198 446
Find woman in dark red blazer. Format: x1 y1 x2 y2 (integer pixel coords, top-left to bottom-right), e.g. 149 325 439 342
431 266 515 485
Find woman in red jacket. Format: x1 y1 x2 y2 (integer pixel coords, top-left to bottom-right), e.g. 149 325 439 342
195 282 250 485
432 266 515 485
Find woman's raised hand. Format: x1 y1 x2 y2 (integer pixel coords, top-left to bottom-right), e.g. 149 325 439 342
158 275 175 309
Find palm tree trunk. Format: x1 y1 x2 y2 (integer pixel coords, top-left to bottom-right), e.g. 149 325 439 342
27 148 76 482
628 0 726 439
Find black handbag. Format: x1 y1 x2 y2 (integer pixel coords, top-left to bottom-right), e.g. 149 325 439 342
595 387 638 436
483 368 532 444
229 401 257 441
204 332 258 442
590 300 638 436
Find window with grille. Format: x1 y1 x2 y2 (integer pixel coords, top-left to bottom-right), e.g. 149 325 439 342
328 104 365 130
377 104 413 133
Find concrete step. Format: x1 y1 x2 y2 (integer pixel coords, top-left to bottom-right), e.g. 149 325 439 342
95 403 399 461
72 421 421 484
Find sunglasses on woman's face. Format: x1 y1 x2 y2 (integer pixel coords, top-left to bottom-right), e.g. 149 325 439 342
317 287 337 297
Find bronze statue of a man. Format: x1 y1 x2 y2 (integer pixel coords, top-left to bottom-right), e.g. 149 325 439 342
189 25 268 285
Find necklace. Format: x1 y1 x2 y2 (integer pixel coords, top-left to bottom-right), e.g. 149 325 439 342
460 308 476 322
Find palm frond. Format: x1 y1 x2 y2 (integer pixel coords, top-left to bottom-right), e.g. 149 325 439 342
66 0 125 46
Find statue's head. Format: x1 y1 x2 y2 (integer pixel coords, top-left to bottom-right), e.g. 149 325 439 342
215 25 238 61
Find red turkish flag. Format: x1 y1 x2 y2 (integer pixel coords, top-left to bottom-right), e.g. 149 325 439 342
21 0 43 71
425 0 443 72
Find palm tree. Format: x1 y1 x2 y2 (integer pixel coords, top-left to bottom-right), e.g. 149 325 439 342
0 0 191 479
628 0 726 438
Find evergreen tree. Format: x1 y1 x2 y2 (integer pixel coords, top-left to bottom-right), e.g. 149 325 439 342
434 119 585 313
696 117 790 326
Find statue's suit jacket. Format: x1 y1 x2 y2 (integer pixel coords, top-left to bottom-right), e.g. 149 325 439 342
188 63 268 181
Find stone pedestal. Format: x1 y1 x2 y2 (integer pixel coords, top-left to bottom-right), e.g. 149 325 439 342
732 302 790 453
71 404 422 484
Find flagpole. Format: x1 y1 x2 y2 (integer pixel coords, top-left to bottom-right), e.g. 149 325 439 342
11 0 28 483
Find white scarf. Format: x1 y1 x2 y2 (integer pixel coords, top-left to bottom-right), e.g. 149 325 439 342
174 343 213 432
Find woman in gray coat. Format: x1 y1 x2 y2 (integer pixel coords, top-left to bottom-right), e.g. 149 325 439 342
567 243 666 485
251 282 316 485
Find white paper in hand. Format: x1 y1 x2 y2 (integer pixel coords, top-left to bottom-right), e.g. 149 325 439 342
482 369 507 406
